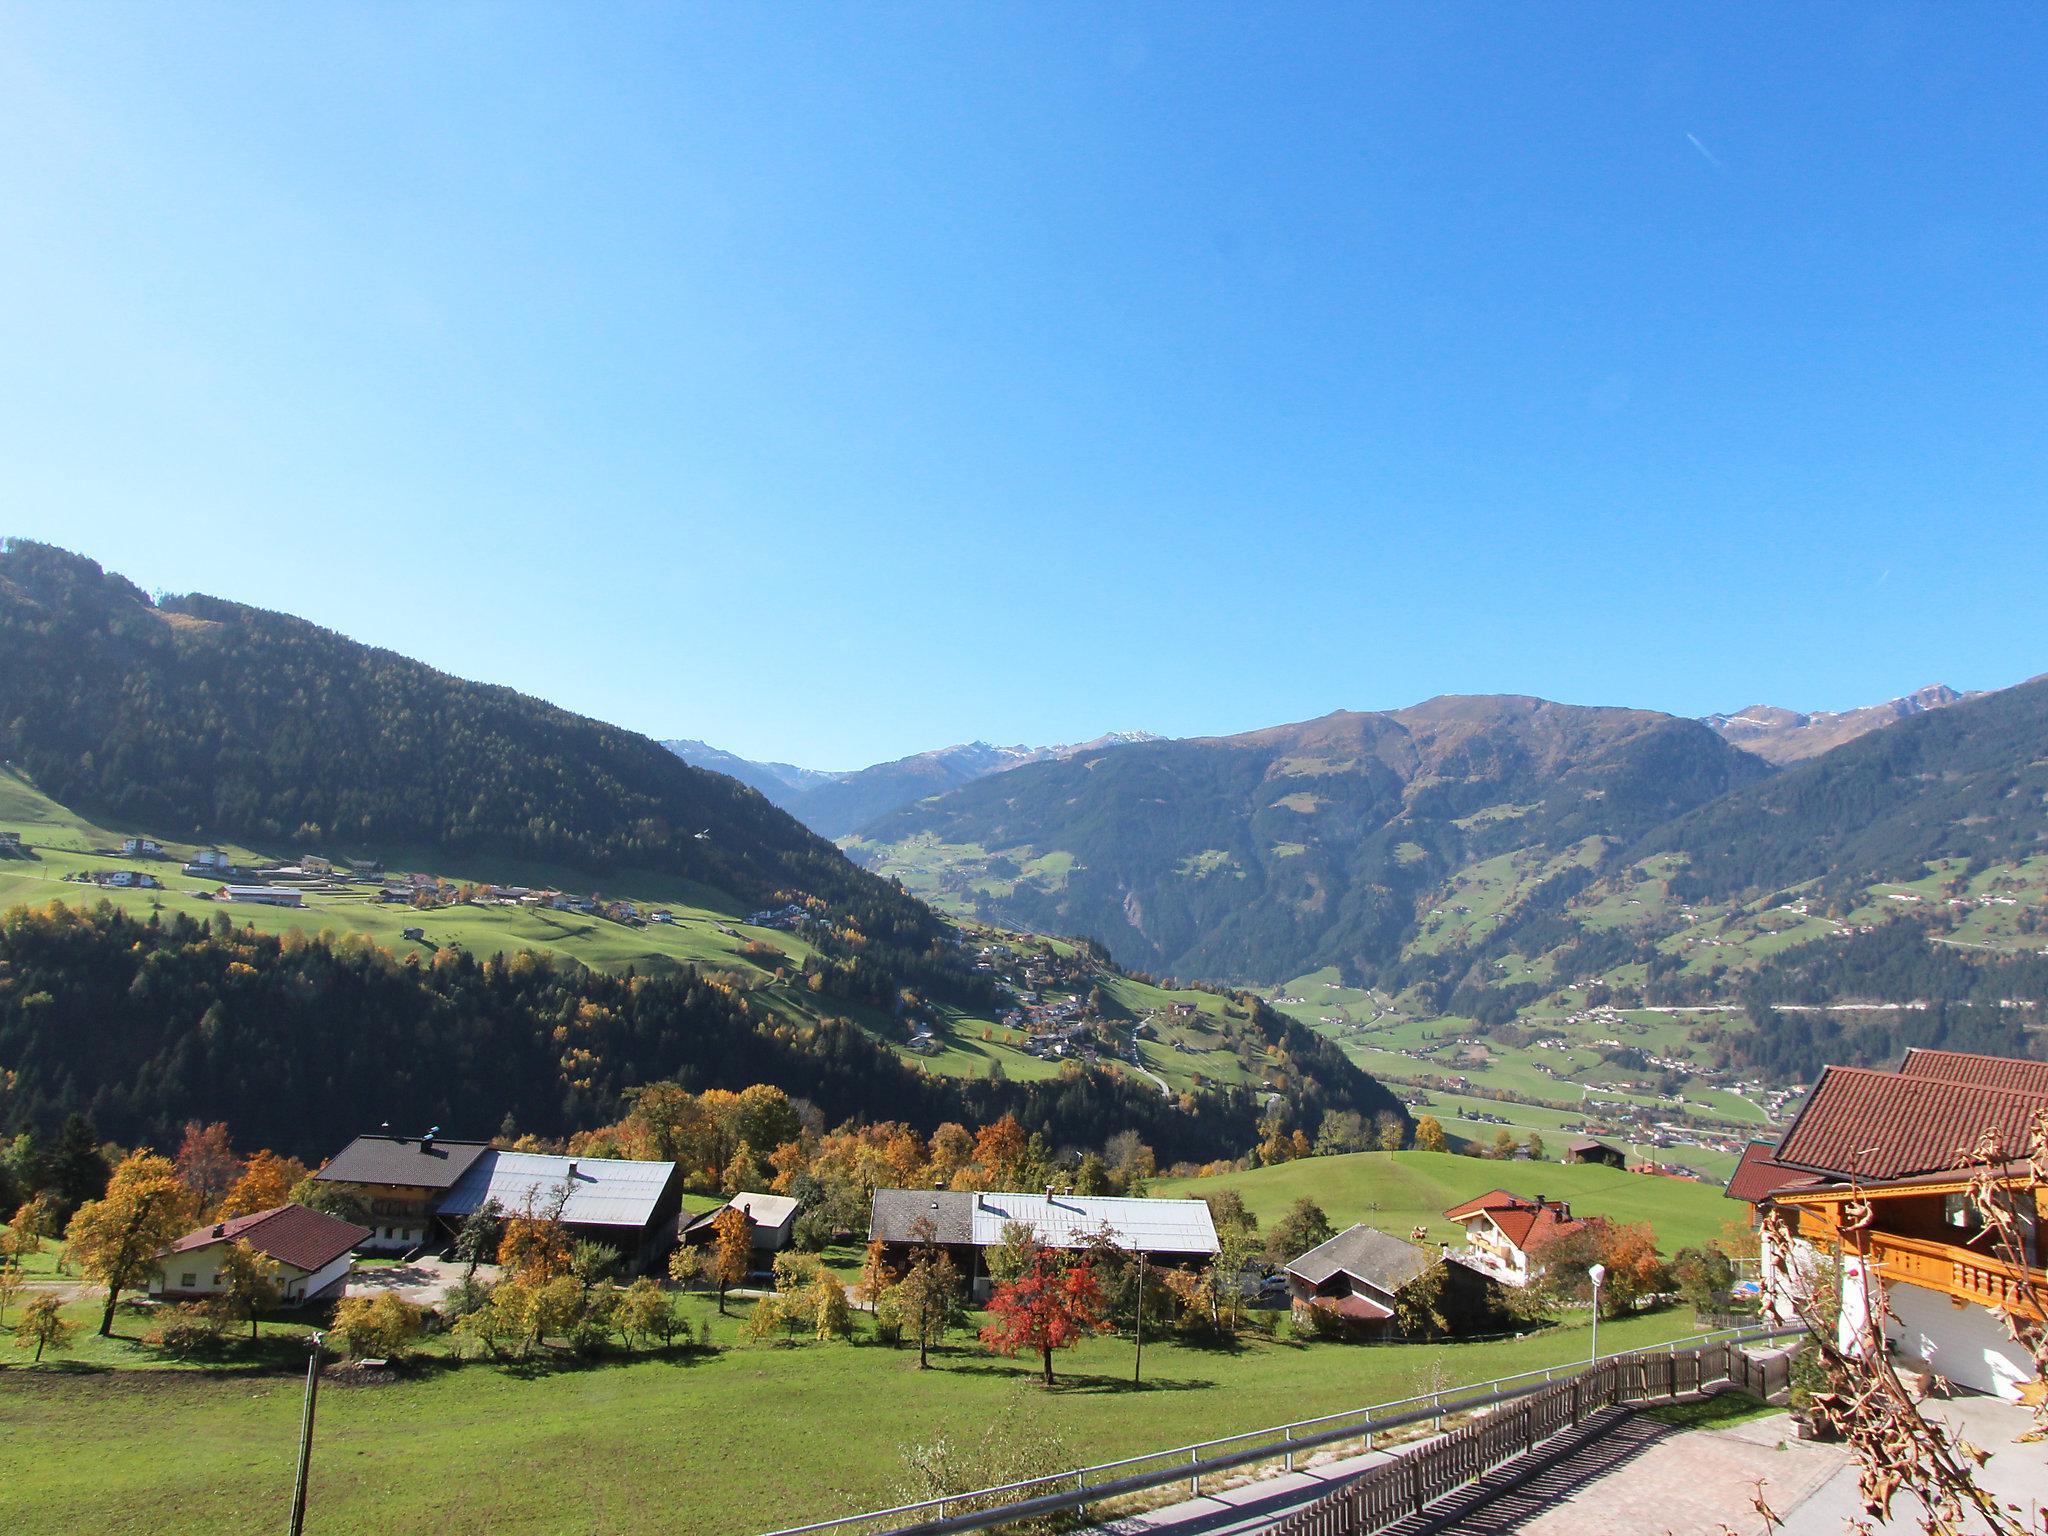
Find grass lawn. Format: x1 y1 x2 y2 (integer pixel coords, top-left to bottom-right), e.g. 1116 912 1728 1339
1151 1151 1738 1255
1640 1390 1780 1431
0 1290 1717 1535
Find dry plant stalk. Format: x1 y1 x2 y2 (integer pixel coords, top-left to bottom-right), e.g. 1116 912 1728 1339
1759 1110 2048 1536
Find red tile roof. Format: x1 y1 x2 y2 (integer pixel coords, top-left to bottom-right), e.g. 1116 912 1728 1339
1442 1191 1585 1253
163 1204 370 1275
1898 1048 2048 1097
1772 1064 2048 1181
1441 1189 1524 1222
1311 1292 1395 1322
1723 1140 1822 1205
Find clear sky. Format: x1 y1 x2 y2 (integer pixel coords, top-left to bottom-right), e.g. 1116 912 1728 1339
3 5 2043 769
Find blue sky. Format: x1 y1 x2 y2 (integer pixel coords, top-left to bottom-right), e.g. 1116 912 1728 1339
3 5 2043 768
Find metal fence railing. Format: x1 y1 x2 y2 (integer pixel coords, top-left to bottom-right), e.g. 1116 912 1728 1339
1266 1338 1798 1536
755 1325 1802 1536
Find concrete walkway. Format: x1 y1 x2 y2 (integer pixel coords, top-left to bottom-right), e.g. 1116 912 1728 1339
1774 1393 2046 1536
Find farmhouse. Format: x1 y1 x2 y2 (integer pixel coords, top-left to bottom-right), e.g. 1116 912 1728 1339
217 884 304 908
313 1131 492 1253
1732 1047 2047 1402
1562 1137 1626 1169
1442 1189 1586 1288
120 836 163 856
436 1150 685 1274
682 1191 799 1262
150 1204 370 1305
1285 1225 1504 1341
868 1188 1219 1301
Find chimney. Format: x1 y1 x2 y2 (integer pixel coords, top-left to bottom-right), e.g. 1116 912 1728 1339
932 1178 944 1191
213 1223 225 1238
1045 1184 1055 1201
567 1160 578 1179
379 1121 391 1137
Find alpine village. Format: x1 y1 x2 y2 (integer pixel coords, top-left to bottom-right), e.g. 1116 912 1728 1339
5 11 2048 1536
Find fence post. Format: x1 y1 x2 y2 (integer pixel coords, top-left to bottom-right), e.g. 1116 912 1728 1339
1570 1379 1582 1427
1432 1391 1444 1433
1284 1424 1294 1474
1190 1448 1199 1497
1410 1451 1426 1516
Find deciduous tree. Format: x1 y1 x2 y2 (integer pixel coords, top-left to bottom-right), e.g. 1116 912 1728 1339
1264 1197 1334 1267
980 1248 1109 1386
215 1151 310 1220
1414 1115 1447 1153
709 1205 751 1313
215 1239 284 1339
14 1291 73 1362
65 1151 197 1336
174 1121 242 1217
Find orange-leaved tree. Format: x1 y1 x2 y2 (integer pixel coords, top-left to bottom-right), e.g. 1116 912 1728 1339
216 1150 312 1220
65 1151 198 1336
979 1247 1109 1386
710 1205 752 1314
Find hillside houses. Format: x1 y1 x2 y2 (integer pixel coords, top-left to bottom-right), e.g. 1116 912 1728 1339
150 1205 370 1307
314 1130 685 1273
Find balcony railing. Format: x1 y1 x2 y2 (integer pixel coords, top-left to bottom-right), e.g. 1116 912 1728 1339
1866 1229 2046 1317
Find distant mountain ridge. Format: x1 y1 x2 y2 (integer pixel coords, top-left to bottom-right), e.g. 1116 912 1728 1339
849 695 1770 983
1701 684 1977 764
669 731 1162 837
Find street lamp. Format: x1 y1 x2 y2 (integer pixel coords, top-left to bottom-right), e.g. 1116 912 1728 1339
1588 1263 1607 1366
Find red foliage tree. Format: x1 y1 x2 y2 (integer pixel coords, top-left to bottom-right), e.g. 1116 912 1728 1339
978 1247 1109 1386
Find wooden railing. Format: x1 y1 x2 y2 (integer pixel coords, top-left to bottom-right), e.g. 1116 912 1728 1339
1866 1230 2046 1318
1264 1341 1794 1536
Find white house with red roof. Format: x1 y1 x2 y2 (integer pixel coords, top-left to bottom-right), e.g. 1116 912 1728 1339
150 1204 371 1306
1441 1189 1587 1288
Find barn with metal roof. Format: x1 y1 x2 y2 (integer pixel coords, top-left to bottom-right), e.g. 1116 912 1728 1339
435 1150 685 1274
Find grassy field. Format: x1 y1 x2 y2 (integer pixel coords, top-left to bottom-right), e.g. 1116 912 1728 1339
1152 1150 1738 1255
0 1288 1716 1536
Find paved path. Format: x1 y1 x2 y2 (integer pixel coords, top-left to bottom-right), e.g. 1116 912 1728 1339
1090 1405 1842 1536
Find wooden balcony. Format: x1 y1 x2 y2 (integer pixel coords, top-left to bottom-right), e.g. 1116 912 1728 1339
1866 1229 2046 1318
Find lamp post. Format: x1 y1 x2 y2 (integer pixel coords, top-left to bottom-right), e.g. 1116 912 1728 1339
1588 1263 1607 1366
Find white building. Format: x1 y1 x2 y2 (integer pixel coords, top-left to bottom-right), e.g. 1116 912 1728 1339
150 1204 370 1306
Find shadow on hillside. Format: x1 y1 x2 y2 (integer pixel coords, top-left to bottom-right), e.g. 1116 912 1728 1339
933 1361 1218 1394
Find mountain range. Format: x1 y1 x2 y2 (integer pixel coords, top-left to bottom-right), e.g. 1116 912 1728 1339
845 676 2046 994
669 732 1162 838
681 686 1983 841
1701 684 1976 764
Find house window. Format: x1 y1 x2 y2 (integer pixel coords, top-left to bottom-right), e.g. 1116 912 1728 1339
180 1272 197 1288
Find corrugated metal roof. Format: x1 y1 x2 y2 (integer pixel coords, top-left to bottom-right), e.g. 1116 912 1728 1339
966 1191 1219 1255
867 1189 1219 1256
436 1151 678 1230
1772 1064 2048 1181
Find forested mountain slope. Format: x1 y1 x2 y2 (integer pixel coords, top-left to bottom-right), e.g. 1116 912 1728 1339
849 696 1769 983
0 542 914 926
0 904 1391 1164
1650 673 2048 901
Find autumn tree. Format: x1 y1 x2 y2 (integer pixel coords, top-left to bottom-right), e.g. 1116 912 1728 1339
885 1217 965 1368
1414 1115 1448 1153
66 1151 198 1335
215 1151 310 1220
454 1198 504 1282
1491 1129 1517 1161
330 1291 426 1359
174 1121 242 1217
667 1242 706 1291
709 1205 752 1313
0 1256 22 1325
1264 1197 1334 1267
854 1239 897 1308
1374 1112 1406 1152
498 1182 574 1283
215 1239 285 1339
15 1291 74 1362
979 1248 1109 1385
